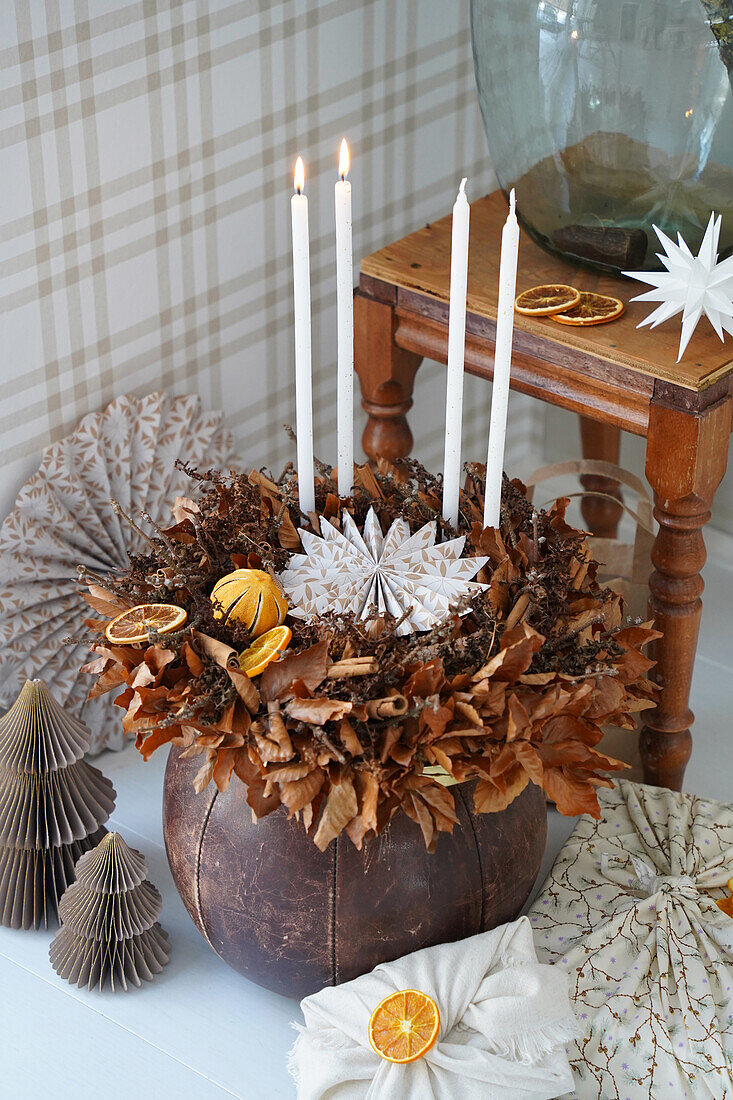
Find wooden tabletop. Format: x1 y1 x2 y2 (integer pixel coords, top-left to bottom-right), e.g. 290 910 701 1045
361 190 733 394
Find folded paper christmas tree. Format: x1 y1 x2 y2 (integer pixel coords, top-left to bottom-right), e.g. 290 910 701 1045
50 831 170 992
0 679 115 929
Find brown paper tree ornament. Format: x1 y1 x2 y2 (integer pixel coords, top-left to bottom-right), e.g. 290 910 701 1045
0 679 115 929
50 832 170 992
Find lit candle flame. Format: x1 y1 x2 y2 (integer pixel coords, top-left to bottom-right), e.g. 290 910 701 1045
294 155 305 195
339 138 350 181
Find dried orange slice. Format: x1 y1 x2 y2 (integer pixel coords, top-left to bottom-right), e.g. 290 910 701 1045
717 895 733 918
551 291 625 326
105 603 187 645
515 284 580 316
716 877 733 918
238 625 292 677
368 989 440 1064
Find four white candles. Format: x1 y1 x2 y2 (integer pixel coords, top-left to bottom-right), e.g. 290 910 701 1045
291 155 315 516
335 138 354 497
483 188 520 529
441 177 471 529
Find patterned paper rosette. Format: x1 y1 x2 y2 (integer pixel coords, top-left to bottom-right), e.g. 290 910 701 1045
0 393 237 753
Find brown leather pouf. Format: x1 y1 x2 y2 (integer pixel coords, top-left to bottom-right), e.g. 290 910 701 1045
163 744 547 1000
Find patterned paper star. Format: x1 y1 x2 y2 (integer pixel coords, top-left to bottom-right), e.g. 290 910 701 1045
624 212 733 362
278 507 488 635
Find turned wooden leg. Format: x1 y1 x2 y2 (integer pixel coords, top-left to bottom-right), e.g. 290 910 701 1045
641 395 731 790
354 290 422 462
579 416 623 538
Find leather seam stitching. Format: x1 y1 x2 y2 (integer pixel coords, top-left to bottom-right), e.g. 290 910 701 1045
457 784 484 930
195 788 219 952
331 834 339 985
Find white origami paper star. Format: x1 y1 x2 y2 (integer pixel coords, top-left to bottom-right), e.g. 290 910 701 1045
624 212 733 362
278 507 488 635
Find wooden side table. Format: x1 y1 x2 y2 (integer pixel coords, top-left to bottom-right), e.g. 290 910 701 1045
354 190 733 792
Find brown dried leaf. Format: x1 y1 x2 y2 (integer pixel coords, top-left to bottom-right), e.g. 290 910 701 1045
338 718 363 756
172 495 200 523
279 770 325 813
227 666 260 713
278 509 301 550
260 641 329 702
472 622 545 683
474 768 529 813
313 772 359 850
83 584 132 617
285 697 353 726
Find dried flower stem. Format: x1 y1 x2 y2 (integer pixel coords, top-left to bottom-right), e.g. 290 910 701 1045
110 498 176 566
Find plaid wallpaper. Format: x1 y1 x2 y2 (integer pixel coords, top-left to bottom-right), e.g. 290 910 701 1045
0 0 540 519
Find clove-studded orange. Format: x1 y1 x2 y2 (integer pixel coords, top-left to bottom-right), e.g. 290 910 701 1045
210 568 288 637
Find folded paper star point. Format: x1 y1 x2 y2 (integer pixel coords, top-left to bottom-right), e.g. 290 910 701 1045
278 506 488 634
624 211 733 362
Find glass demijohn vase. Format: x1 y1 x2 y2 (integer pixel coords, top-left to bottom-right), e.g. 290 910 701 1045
471 0 733 272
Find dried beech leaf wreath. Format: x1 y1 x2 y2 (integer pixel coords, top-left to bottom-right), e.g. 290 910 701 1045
79 455 659 852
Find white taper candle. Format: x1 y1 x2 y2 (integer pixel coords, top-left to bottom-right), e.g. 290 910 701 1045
291 156 315 515
335 139 354 497
483 188 520 528
441 177 471 529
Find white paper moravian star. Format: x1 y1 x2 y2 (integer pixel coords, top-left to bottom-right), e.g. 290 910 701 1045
624 212 733 362
278 507 488 635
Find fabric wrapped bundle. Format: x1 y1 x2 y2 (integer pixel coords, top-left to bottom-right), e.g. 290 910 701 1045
288 916 577 1100
529 779 733 1099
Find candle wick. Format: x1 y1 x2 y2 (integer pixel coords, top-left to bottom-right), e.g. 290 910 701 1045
459 177 467 195
509 187 516 214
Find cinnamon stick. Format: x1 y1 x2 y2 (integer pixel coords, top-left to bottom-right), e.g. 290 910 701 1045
571 547 591 590
504 592 530 630
328 657 378 679
365 694 408 719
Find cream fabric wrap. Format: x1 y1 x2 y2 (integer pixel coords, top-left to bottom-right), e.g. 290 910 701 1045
529 779 733 1099
288 916 577 1100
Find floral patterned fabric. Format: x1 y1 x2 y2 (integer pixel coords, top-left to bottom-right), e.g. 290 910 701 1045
529 779 733 1099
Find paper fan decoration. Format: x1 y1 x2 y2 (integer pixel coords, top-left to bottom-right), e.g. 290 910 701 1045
0 679 115 930
624 211 733 361
279 506 488 635
50 831 170 992
0 393 237 753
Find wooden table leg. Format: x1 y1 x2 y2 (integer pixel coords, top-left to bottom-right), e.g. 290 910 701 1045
354 290 422 463
641 393 732 790
579 416 623 538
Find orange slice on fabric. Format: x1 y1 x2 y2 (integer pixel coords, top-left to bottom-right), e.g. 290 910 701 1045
238 625 292 677
105 603 187 645
716 877 733 918
514 284 581 316
717 895 733 918
551 291 625 326
368 989 440 1064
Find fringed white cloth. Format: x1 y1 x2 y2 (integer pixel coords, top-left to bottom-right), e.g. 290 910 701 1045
529 779 733 1100
288 916 577 1099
